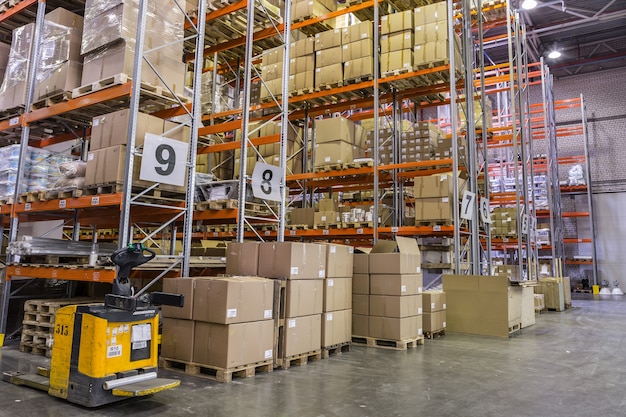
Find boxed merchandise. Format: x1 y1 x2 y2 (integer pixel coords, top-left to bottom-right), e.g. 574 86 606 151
289 71 315 92
258 242 326 279
352 273 369 294
414 173 462 198
0 24 35 111
342 21 374 44
162 277 199 320
290 207 315 227
283 314 322 357
316 46 343 67
369 295 422 318
161 318 195 361
415 1 447 25
352 294 369 316
381 49 413 74
381 9 413 34
423 290 446 312
261 62 282 80
291 0 336 25
315 117 355 144
423 311 446 333
323 243 354 278
369 315 420 340
290 55 315 75
415 197 453 222
322 309 351 347
193 320 274 368
225 242 260 276
370 274 423 296
314 141 364 167
286 279 323 317
381 30 414 54
90 109 165 150
352 314 369 337
353 253 370 274
342 39 374 62
314 28 342 50
314 211 340 227
323 277 352 311
343 57 374 80
192 277 274 324
290 37 315 57
315 63 343 88
369 237 422 275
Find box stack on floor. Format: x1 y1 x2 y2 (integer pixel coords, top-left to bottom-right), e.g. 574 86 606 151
422 290 447 338
80 0 185 95
352 237 425 349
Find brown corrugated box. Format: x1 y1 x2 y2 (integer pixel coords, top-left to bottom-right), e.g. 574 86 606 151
283 314 322 357
286 279 323 318
381 49 413 73
314 141 364 167
35 60 83 100
415 197 453 222
344 57 374 80
290 37 315 57
315 117 355 144
352 273 369 294
423 290 446 312
341 39 374 62
369 237 422 275
315 63 343 88
162 277 199 320
353 252 370 274
414 173 462 198
314 28 342 50
369 316 420 340
290 207 315 227
381 30 414 54
290 70 314 91
352 294 369 315
290 54 315 75
352 314 369 337
225 242 260 276
323 277 352 312
369 274 423 296
380 9 413 34
161 318 195 362
193 320 274 368
258 242 326 279
192 277 274 324
423 311 446 333
314 211 340 228
323 243 354 278
316 46 343 67
91 109 165 151
322 309 351 347
342 20 373 44
369 295 422 318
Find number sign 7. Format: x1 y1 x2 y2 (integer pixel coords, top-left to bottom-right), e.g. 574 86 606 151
460 190 476 220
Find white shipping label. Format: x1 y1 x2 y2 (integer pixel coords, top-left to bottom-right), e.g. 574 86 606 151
431 303 436 309
112 327 118 336
418 287 423 294
328 279 334 287
291 266 299 275
349 247 354 253
288 319 296 328
107 345 122 358
132 341 148 350
93 118 100 126
319 270 325 278
264 309 273 319
443 303 447 309
418 328 423 335
88 153 94 161
111 337 116 345
227 308 237 318
131 323 152 342
442 197 449 203
327 313 333 321
330 246 336 253
321 215 327 221
416 267 421 273
443 321 447 328
418 307 423 315
325 156 331 162
401 285 407 293
264 349 273 359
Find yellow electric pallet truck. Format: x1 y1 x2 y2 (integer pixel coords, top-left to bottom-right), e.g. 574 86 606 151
3 244 183 407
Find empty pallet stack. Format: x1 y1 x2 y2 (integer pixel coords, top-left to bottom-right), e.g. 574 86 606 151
423 290 447 339
160 276 275 383
352 237 425 350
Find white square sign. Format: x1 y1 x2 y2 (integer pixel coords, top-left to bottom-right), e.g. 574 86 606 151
140 133 189 186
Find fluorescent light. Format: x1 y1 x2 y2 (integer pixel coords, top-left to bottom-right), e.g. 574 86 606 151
521 0 538 9
548 50 562 59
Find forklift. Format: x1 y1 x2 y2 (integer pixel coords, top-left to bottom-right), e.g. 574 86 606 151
3 244 184 407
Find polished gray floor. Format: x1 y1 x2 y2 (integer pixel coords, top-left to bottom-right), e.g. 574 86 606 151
0 294 624 417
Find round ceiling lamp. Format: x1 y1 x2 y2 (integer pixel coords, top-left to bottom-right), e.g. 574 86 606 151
521 0 538 10
548 50 562 59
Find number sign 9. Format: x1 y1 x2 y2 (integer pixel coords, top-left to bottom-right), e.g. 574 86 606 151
140 133 189 186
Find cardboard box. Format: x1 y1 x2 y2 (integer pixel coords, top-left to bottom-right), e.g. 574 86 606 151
416 1 447 25
521 286 535 328
369 316 419 340
381 49 413 74
192 277 274 324
353 253 370 274
283 314 322 357
315 28 342 50
161 318 194 362
381 9 413 34
286 279 323 317
535 277 565 311
91 109 164 150
315 117 354 144
414 173 462 198
352 273 369 295
291 37 315 57
423 311 446 333
352 314 369 337
290 54 315 75
261 62 282 80
369 237 422 275
35 60 83 100
291 0 334 25
316 46 343 67
258 242 326 279
343 56 374 80
352 294 369 316
323 243 354 278
381 30 414 54
323 277 352 312
193 320 274 368
322 309 351 347
290 207 315 227
369 274 423 296
342 21 374 44
315 63 343 88
369 295 422 318
162 277 199 319
423 290 446 312
225 242 260 276
415 197 453 222
314 211 340 227
314 141 364 167
341 38 374 62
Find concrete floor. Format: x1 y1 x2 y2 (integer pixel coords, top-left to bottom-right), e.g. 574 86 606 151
0 294 625 417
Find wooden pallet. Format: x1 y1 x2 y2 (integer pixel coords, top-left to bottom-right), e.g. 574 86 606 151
321 342 351 359
17 191 46 203
275 350 322 370
0 0 22 13
414 220 453 227
31 91 72 110
19 342 51 358
382 67 411 78
289 87 315 97
313 223 343 230
424 329 446 340
17 254 90 265
535 307 547 314
341 222 373 229
72 73 130 98
159 358 273 383
344 75 374 85
351 335 425 350
509 323 522 334
572 288 592 293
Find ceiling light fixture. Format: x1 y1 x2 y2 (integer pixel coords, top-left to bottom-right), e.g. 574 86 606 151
548 50 562 59
521 0 538 9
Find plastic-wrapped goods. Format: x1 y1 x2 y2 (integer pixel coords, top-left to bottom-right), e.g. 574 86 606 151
0 23 35 111
568 164 586 186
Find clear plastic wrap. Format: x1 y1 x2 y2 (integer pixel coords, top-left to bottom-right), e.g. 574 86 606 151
568 164 586 186
35 19 82 94
0 23 34 110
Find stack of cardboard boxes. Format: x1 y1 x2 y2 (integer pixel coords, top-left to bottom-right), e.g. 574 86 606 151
0 42 10 84
413 2 463 72
260 48 284 102
460 98 494 130
313 198 341 228
313 117 366 169
380 10 414 75
352 237 424 342
80 0 185 95
423 290 446 335
289 38 315 95
365 121 441 165
321 244 353 349
342 21 375 81
85 108 190 192
0 23 34 111
491 207 518 237
291 0 337 27
414 173 463 223
161 276 275 371
314 29 343 89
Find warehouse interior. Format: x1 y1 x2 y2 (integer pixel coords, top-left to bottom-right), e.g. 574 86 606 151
0 0 625 415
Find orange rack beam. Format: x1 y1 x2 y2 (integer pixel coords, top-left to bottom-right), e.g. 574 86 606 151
6 265 116 283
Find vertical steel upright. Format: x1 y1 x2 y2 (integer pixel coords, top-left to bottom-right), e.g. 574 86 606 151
580 94 598 285
372 0 380 243
448 0 461 273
